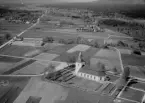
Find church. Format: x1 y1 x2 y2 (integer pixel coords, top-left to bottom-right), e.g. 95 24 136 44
74 52 107 82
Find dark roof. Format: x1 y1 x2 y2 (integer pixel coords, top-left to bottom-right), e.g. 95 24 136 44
79 65 106 77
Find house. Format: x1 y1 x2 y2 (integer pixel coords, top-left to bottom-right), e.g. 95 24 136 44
74 52 107 82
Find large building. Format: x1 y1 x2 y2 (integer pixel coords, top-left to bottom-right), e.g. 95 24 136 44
74 52 107 82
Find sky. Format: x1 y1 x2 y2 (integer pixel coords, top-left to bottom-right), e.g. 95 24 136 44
56 0 97 2
0 0 98 4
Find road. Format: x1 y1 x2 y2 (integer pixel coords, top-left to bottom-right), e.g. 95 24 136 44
0 9 47 49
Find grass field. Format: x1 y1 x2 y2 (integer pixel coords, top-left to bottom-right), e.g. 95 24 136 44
121 54 145 66
119 87 144 102
0 45 38 57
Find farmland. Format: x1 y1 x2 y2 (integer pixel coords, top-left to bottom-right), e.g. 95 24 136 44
0 20 32 37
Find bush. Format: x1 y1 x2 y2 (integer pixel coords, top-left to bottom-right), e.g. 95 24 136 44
43 37 54 43
117 41 128 47
89 39 100 48
132 50 141 55
76 37 89 45
4 33 12 40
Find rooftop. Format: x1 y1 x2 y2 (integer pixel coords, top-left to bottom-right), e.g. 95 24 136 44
79 63 106 77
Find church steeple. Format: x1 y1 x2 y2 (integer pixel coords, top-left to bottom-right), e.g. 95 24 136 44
76 52 83 63
75 52 85 74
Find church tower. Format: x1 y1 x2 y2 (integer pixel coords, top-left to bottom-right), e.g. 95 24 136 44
75 52 84 74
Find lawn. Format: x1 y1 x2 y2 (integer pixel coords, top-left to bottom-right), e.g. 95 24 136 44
0 45 37 57
121 54 145 66
119 87 144 102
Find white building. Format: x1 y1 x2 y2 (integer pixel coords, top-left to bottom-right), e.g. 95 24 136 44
74 52 106 82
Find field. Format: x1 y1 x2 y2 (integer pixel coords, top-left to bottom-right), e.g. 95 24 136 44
34 53 59 61
128 80 145 90
119 87 144 102
127 66 145 79
121 54 145 66
12 61 47 75
0 56 24 74
0 45 38 57
67 44 90 53
0 20 31 37
0 76 30 103
14 77 69 103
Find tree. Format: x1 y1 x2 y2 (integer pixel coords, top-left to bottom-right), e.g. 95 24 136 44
0 36 5 45
96 61 106 72
67 56 76 63
111 67 119 75
121 67 130 80
115 77 126 91
4 33 12 40
43 37 54 43
89 39 100 48
132 50 141 55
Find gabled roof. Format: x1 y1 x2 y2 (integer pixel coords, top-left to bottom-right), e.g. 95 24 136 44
79 64 106 77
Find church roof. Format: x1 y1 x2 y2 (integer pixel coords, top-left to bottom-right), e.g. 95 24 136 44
79 64 106 77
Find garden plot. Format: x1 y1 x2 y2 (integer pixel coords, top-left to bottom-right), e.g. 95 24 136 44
12 61 47 75
67 44 90 53
118 49 131 55
94 49 119 60
34 53 59 61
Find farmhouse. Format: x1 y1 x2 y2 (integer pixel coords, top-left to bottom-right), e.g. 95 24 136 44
74 52 107 82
